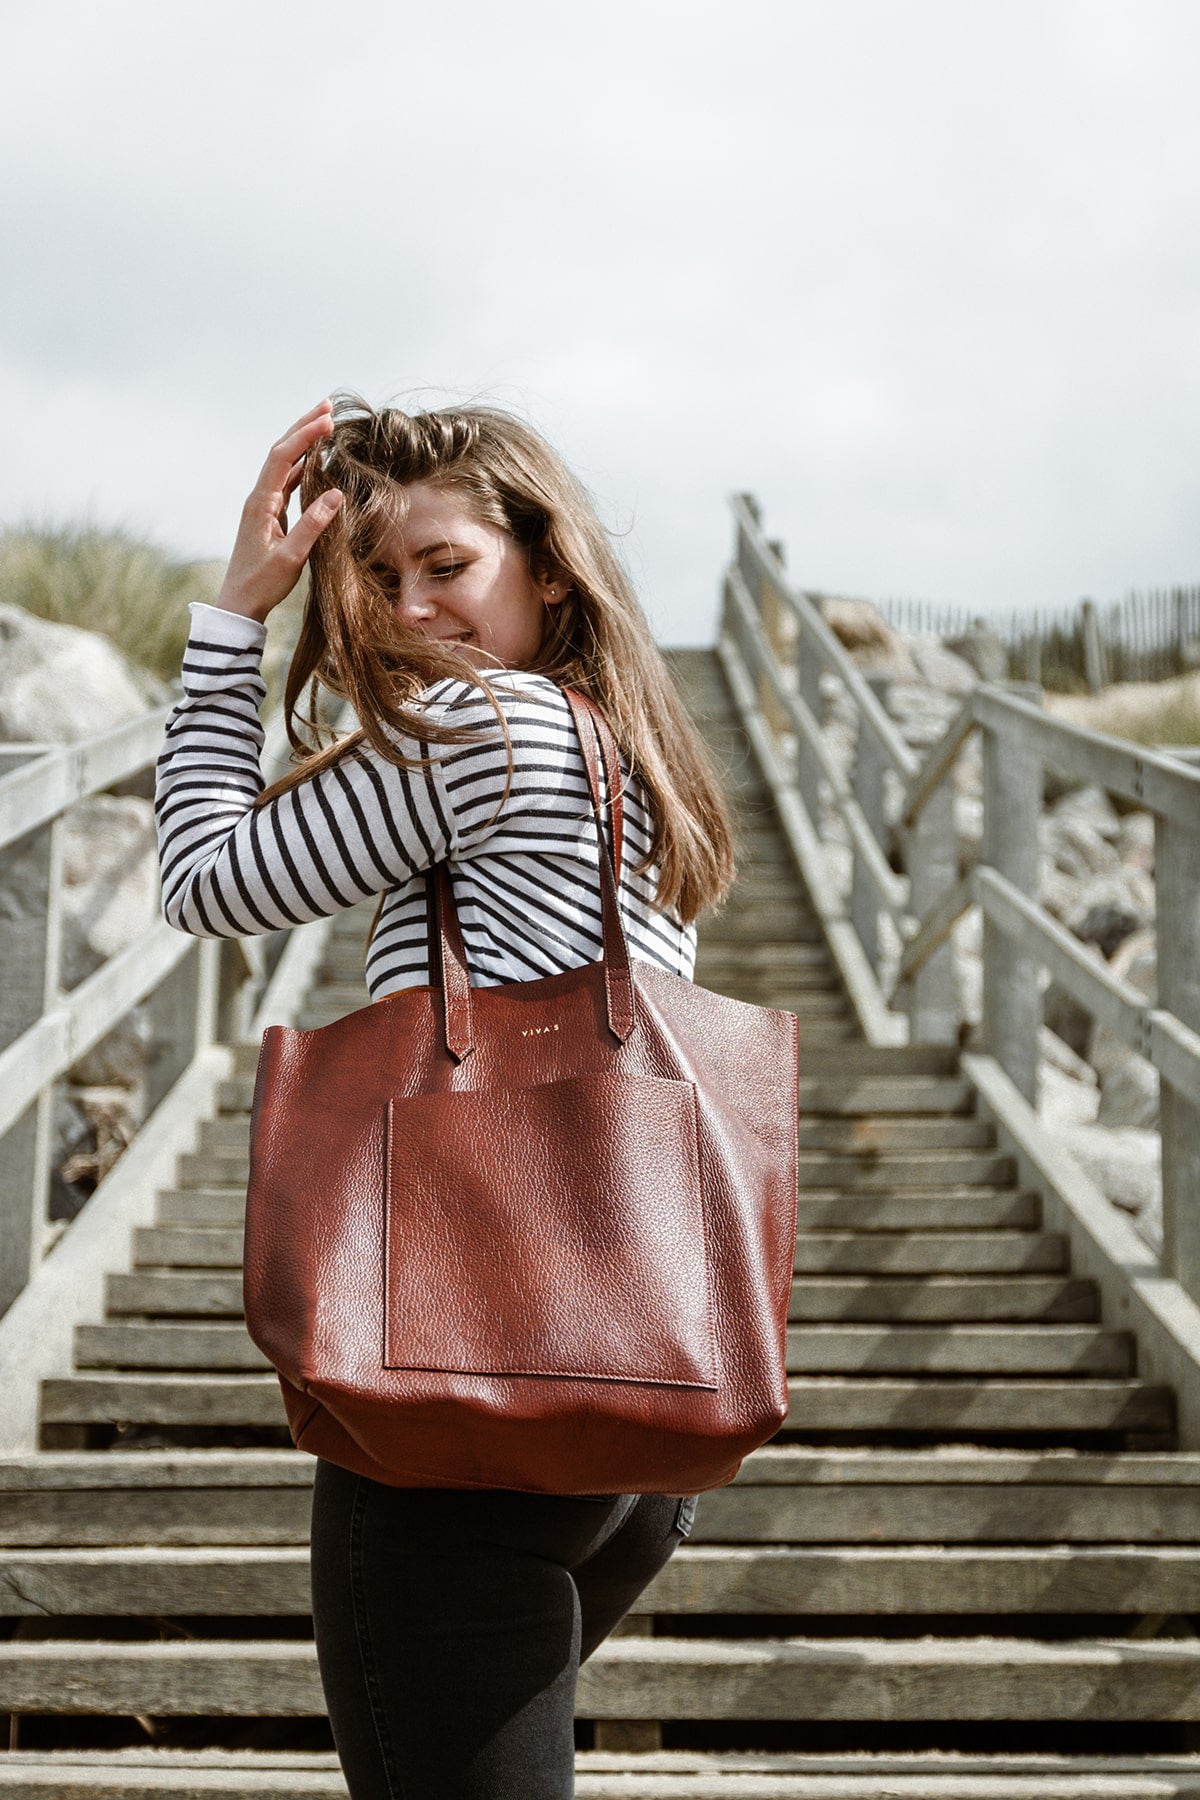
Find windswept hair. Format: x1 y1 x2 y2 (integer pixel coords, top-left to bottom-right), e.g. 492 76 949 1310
252 390 735 926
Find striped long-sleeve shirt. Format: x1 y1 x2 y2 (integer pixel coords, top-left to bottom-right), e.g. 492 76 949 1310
154 601 698 997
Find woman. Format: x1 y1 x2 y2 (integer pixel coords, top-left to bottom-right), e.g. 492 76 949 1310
154 393 737 1798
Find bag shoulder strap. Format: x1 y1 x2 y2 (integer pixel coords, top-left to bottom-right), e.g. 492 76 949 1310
428 685 636 1060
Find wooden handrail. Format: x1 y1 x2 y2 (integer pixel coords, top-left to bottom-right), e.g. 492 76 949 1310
722 491 1200 1306
0 679 328 1321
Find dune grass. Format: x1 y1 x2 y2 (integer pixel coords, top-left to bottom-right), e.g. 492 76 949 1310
1047 673 1200 751
0 519 302 712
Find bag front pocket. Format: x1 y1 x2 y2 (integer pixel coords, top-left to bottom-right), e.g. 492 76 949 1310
383 1071 717 1390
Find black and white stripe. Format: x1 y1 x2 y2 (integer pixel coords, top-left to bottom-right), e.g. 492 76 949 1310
154 601 697 996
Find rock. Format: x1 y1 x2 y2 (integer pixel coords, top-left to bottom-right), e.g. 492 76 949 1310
821 599 919 681
1040 860 1080 923
1043 983 1092 1059
1038 1061 1100 1131
906 633 980 697
954 792 983 869
1108 926 1156 995
1097 1055 1159 1128
68 1009 155 1090
1087 928 1157 1090
1057 1123 1161 1254
1064 871 1155 939
0 603 154 744
1116 811 1155 871
884 682 963 749
1049 784 1122 841
955 942 982 1029
1070 900 1145 960
1040 1023 1099 1085
945 623 1009 683
60 796 162 990
1041 814 1122 881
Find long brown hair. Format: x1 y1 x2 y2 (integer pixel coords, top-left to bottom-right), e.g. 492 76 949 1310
253 391 735 924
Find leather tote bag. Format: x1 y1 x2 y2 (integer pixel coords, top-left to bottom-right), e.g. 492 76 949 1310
243 687 799 1495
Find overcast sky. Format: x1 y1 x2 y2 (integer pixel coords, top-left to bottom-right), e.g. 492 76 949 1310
3 0 1198 645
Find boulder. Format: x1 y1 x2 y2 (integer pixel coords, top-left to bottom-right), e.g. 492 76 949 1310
1040 814 1122 882
1097 1056 1159 1129
820 599 919 681
1116 811 1155 871
906 633 980 697
1049 784 1122 841
1058 1123 1161 1254
945 623 1009 683
60 796 161 990
0 603 156 744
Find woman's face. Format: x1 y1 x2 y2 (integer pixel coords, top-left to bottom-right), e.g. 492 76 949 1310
369 481 565 673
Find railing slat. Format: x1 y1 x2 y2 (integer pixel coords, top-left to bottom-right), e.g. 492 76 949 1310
0 711 172 853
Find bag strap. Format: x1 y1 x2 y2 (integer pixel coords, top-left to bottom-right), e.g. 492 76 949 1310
428 686 636 1061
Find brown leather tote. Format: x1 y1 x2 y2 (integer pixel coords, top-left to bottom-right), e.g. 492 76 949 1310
243 687 799 1495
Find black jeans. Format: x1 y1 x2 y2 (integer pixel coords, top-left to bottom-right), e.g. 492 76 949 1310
309 1457 699 1800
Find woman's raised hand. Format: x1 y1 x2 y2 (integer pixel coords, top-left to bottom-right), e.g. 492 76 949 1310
215 399 344 624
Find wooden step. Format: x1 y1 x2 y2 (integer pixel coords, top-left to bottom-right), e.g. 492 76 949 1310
102 1270 1100 1323
126 1226 1070 1277
5 1747 1200 1798
155 1186 1037 1231
788 1275 1099 1321
70 1323 1133 1378
793 1192 1040 1229
7 1447 1200 1548
791 1233 1068 1274
105 1272 245 1317
782 1326 1132 1377
132 1227 242 1269
174 1146 1015 1193
37 1374 1174 1436
4 1635 1200 1721
5 1542 1199 1619
210 1071 980 1118
796 1078 975 1117
693 944 844 977
796 1119 996 1151
797 1153 1018 1189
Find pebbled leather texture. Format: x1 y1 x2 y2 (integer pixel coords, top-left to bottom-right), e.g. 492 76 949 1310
244 687 800 1496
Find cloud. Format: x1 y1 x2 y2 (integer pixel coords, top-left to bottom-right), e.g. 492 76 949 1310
3 0 1200 646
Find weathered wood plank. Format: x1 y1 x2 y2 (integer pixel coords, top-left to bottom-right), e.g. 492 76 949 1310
6 1746 1200 1799
779 1378 1171 1434
105 1272 244 1316
70 1322 1132 1377
7 1544 1200 1618
793 1193 1039 1229
5 1635 1200 1721
788 1275 1098 1321
791 1234 1068 1275
796 1153 1017 1189
782 1326 1132 1377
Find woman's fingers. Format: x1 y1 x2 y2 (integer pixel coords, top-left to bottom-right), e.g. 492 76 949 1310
219 404 342 621
275 456 307 533
252 402 334 505
279 489 344 566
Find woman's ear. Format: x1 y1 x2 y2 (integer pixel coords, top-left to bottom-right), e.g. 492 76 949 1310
535 563 571 606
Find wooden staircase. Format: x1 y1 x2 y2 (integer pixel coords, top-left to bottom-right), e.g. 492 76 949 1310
3 650 1200 1795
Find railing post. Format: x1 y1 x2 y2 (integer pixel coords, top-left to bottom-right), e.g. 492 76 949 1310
980 715 1041 1102
757 558 799 787
851 694 887 969
904 776 958 1044
0 749 57 1315
1155 808 1200 1296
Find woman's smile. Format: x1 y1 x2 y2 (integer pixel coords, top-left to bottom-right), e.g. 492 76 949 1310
370 482 565 672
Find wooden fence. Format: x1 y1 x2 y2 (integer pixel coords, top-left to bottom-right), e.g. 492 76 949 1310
879 586 1200 691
